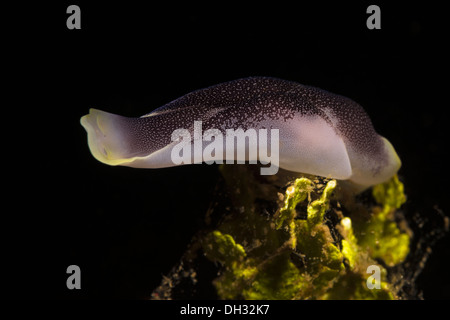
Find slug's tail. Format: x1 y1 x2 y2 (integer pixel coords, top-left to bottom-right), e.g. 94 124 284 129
80 108 137 166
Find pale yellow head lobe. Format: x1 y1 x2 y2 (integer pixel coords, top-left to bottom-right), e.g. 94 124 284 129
80 109 138 166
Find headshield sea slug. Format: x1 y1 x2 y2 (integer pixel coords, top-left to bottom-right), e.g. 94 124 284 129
80 77 401 191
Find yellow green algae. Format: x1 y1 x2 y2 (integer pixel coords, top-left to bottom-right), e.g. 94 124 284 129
201 167 410 300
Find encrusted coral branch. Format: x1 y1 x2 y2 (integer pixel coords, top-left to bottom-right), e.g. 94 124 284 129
202 174 410 300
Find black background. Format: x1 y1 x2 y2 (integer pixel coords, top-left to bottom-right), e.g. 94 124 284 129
5 1 449 300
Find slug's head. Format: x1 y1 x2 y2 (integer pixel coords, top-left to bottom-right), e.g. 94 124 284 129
80 109 136 166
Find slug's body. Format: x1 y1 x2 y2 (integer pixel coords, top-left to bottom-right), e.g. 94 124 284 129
81 77 401 191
